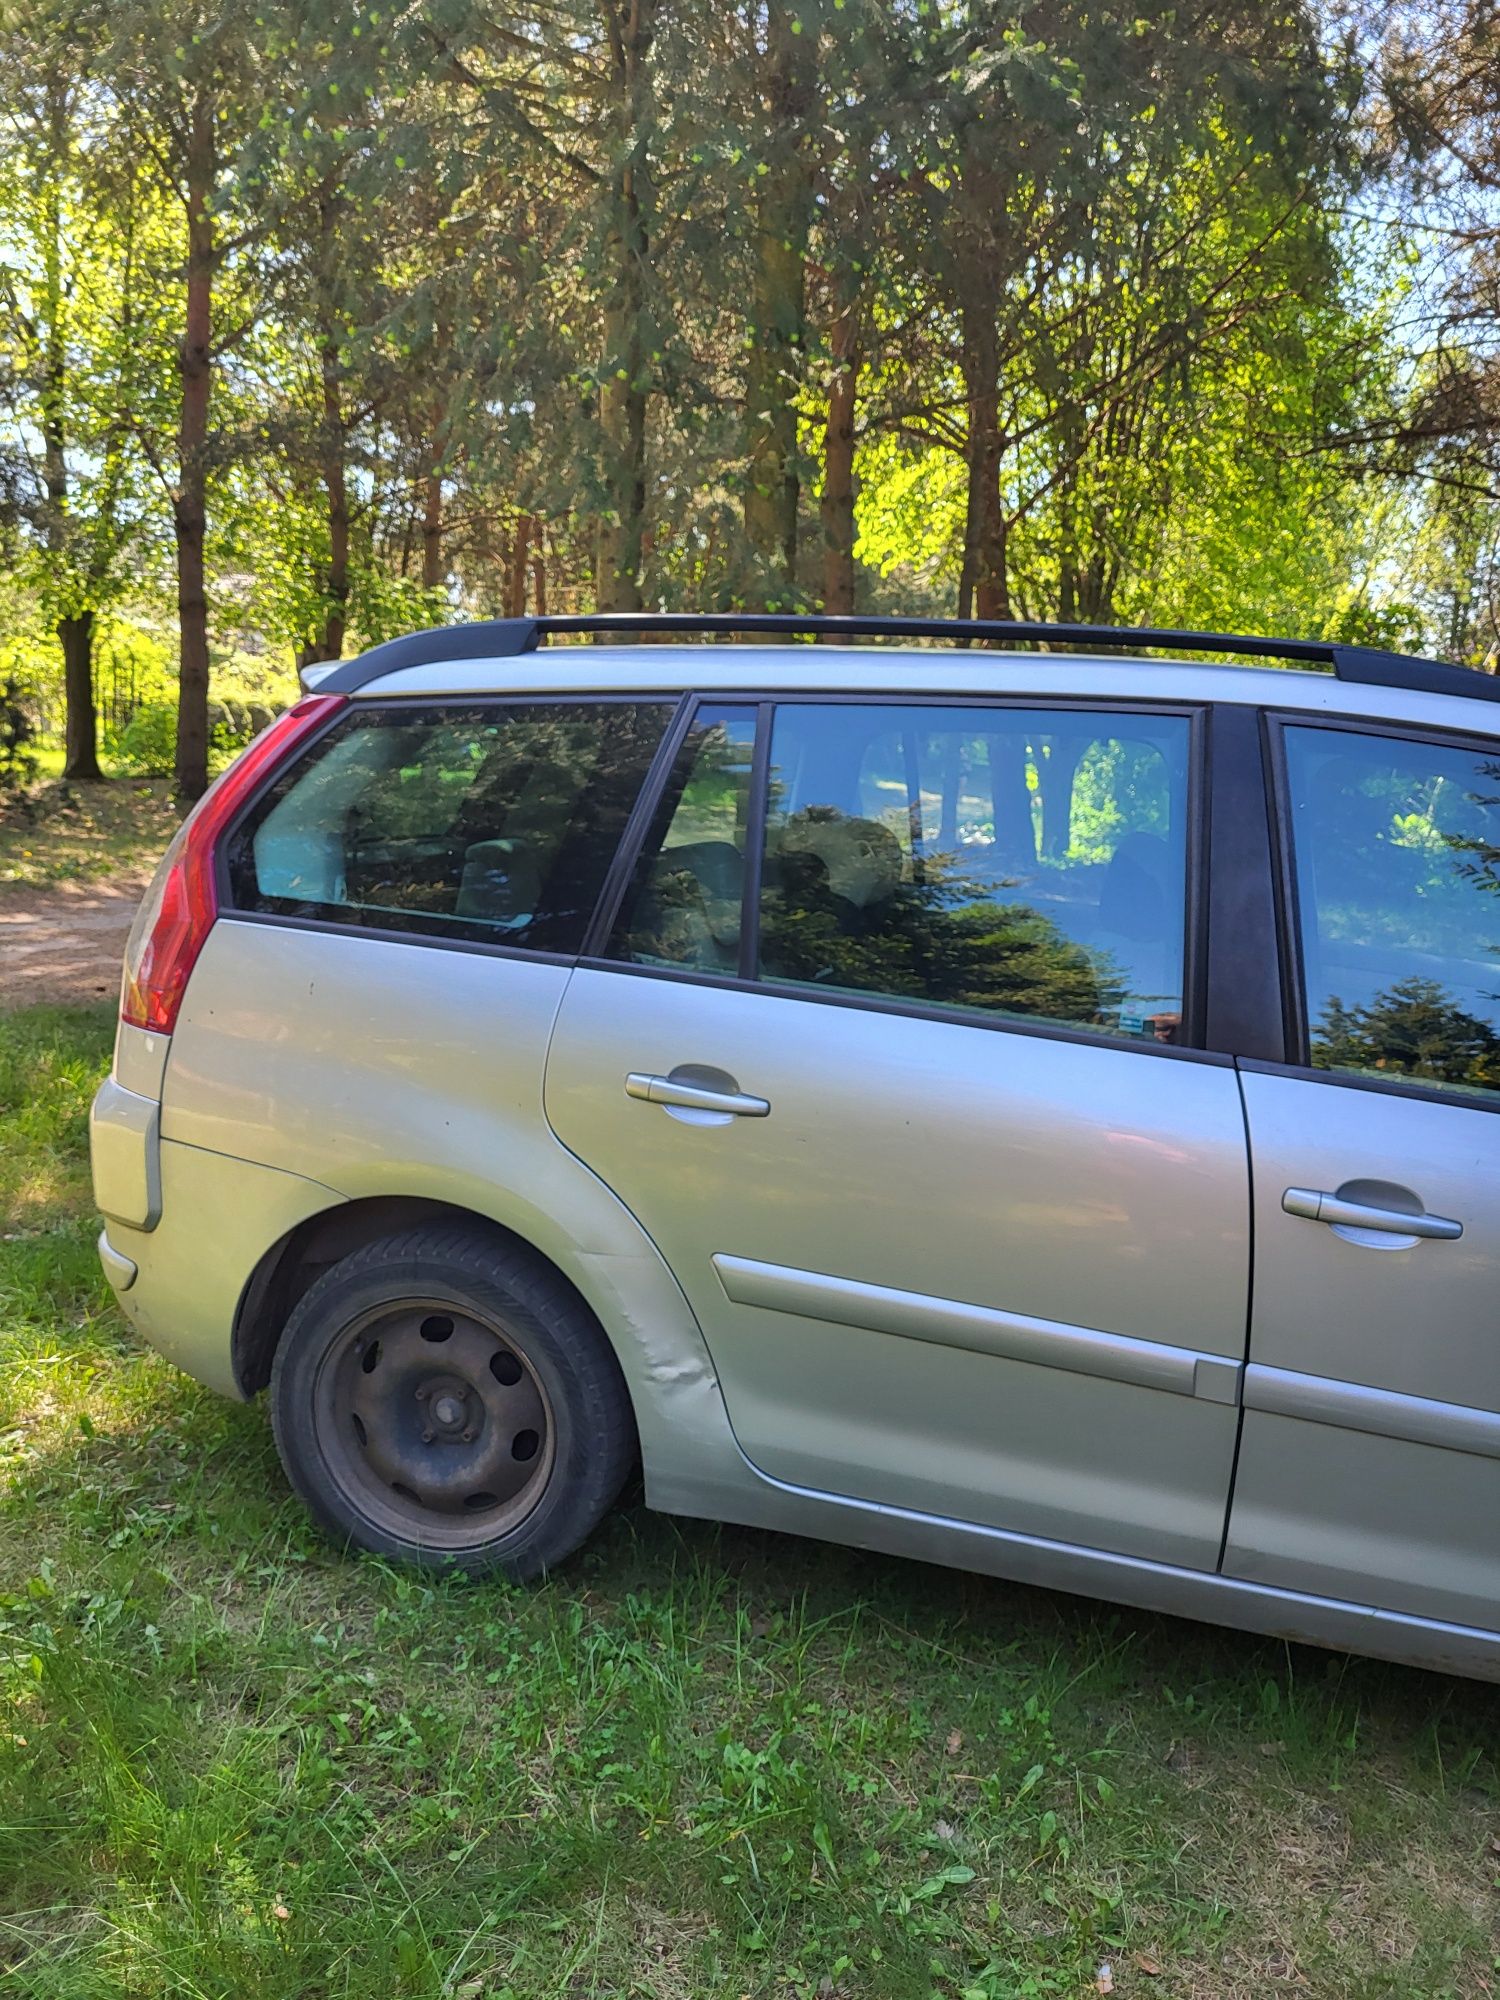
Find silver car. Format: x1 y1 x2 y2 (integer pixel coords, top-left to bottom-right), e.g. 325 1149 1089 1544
89 614 1500 1681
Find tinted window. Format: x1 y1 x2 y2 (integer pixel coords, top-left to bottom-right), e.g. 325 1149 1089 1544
607 705 758 972
759 703 1192 1040
227 700 671 952
1286 725 1500 1095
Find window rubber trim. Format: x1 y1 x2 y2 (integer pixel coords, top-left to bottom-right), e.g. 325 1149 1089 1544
738 703 773 981
216 907 580 969
579 693 697 958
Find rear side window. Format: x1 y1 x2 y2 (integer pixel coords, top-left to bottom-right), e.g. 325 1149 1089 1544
1284 723 1500 1097
758 702 1193 1041
226 700 672 953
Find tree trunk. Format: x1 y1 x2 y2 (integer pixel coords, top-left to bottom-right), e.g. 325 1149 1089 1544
820 290 860 616
596 0 656 614
507 514 533 617
39 79 103 780
173 97 214 800
961 299 1008 623
59 611 102 780
1037 741 1085 859
595 264 647 613
421 410 445 591
314 195 349 662
318 356 349 661
743 0 814 607
531 525 548 615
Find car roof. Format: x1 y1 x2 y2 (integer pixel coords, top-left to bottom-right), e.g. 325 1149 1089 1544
349 643 1500 738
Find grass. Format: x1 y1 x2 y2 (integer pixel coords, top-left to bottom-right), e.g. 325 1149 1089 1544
0 1006 1496 1998
0 774 179 890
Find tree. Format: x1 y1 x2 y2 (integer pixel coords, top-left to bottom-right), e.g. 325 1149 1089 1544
1377 2 1500 498
0 1 154 777
109 0 289 797
741 0 816 606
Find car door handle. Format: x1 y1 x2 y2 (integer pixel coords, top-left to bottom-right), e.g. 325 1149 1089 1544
625 1072 771 1117
1282 1186 1463 1240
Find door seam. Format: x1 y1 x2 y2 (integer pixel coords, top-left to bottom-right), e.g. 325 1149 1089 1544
1216 1060 1256 1573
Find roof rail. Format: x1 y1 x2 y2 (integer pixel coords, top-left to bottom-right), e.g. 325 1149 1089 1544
308 612 1499 705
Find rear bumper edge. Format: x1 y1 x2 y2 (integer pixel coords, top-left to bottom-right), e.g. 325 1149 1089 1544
97 1229 138 1294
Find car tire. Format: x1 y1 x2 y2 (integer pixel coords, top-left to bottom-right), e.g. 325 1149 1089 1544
269 1223 636 1577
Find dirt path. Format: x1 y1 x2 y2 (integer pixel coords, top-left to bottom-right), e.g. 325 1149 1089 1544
0 879 148 1009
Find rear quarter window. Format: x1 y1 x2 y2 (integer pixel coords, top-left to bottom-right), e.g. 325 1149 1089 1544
225 699 672 954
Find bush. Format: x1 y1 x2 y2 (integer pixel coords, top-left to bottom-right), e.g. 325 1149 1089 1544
115 694 285 779
115 701 177 777
0 676 40 791
207 697 255 748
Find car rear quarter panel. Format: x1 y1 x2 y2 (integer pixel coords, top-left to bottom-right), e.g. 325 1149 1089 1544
108 1139 345 1397
159 918 749 1511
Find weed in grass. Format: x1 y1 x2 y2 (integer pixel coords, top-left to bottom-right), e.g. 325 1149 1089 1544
0 1005 1496 1997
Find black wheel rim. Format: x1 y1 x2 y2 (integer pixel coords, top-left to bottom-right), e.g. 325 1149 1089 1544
313 1296 556 1549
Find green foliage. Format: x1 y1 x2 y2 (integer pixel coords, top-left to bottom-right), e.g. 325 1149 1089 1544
113 700 175 777
93 619 175 745
114 690 284 776
0 0 1496 775
0 675 40 791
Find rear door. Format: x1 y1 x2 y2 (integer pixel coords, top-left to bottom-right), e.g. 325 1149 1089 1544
1224 715 1500 1629
545 694 1252 1568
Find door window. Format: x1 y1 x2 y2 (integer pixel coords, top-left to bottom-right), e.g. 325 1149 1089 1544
1284 723 1500 1096
759 703 1192 1041
606 705 758 972
226 700 671 952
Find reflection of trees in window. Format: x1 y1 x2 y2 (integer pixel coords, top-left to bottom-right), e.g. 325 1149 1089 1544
1438 758 1500 907
1313 976 1500 1093
670 721 752 844
1065 738 1172 865
1300 753 1500 959
761 830 1128 1030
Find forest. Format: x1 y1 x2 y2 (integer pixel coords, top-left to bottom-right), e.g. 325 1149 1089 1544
0 0 1496 798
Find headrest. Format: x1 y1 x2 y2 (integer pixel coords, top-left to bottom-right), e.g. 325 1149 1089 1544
1098 831 1172 942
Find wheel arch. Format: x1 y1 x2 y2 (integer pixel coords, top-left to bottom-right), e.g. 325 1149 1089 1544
228 1183 752 1525
234 1195 581 1397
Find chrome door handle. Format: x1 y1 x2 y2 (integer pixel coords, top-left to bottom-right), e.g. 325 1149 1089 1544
625 1072 771 1117
1282 1187 1462 1240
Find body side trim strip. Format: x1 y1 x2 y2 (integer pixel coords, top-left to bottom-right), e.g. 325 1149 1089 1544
711 1252 1242 1404
1244 1362 1500 1461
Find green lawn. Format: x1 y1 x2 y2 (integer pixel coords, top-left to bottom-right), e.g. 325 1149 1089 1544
0 1006 1495 1999
0 776 178 891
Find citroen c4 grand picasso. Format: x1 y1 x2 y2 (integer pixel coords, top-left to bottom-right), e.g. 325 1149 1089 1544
89 613 1500 1681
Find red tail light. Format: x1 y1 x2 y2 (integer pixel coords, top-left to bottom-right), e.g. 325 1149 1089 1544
121 693 347 1034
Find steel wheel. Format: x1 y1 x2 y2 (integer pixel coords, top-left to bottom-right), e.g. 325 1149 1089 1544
313 1294 557 1549
271 1224 636 1575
